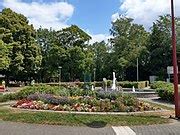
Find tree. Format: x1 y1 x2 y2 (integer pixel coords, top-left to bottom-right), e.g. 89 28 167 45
0 8 42 81
110 17 149 80
55 25 91 48
36 25 93 82
89 41 110 80
36 28 57 82
0 40 10 70
146 15 174 79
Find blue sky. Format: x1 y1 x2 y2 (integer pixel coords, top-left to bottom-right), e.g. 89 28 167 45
1 0 180 43
68 0 120 34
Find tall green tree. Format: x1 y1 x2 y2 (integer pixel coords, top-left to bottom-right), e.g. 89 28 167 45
89 41 111 80
56 25 91 48
145 15 178 79
110 17 149 80
36 28 57 81
0 40 10 70
36 25 93 82
0 8 42 80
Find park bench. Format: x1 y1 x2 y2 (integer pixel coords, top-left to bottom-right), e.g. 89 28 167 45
0 85 5 92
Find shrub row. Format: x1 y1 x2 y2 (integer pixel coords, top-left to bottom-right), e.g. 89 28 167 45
43 81 149 89
0 85 97 102
150 81 174 102
1 84 129 103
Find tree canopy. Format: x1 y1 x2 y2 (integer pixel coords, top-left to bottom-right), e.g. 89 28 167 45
0 8 42 81
1 8 180 82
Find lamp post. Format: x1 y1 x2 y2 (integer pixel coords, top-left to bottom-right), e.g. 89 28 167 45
37 67 41 83
137 37 140 82
171 0 180 118
137 57 139 82
58 66 62 87
93 68 96 88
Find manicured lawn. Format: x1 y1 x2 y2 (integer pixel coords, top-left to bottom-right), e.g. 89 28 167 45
0 107 170 127
141 100 174 111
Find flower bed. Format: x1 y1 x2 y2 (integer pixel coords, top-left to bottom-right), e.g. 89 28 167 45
12 93 161 112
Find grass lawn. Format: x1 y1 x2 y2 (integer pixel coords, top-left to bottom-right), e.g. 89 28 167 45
141 100 174 111
0 107 170 127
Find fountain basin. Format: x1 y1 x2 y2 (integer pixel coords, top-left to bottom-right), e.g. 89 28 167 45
96 88 158 98
122 91 158 98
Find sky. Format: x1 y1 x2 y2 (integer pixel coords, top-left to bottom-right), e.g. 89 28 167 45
1 0 180 43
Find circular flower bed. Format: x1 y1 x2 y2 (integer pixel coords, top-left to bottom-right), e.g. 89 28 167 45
11 93 161 112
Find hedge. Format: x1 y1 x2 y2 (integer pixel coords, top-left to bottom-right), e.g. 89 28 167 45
0 85 97 102
150 81 174 102
40 81 149 89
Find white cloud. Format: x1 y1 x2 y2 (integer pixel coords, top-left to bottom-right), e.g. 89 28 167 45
84 29 112 44
3 0 74 30
111 13 120 22
89 34 112 44
112 0 180 29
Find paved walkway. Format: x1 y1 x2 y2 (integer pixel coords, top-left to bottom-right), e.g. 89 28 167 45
132 122 180 135
0 120 180 135
1 87 24 95
0 121 115 135
1 88 179 135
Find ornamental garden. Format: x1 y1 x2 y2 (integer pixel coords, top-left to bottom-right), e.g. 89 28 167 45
0 8 178 126
0 81 170 113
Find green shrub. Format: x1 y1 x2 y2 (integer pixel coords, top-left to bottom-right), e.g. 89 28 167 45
69 87 84 96
99 99 111 112
42 82 84 88
150 81 167 89
8 85 69 100
0 94 7 102
0 93 17 102
117 81 138 88
94 82 102 87
0 84 97 102
150 81 174 102
117 81 149 89
96 90 122 100
58 87 70 97
138 81 149 89
83 82 93 90
18 85 55 97
122 94 137 106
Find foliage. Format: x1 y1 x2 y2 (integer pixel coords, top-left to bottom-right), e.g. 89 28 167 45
1 8 180 82
117 81 138 88
110 17 149 80
55 25 91 48
0 93 16 102
150 81 174 101
41 81 148 89
145 15 172 78
8 85 68 100
89 41 110 80
12 94 160 112
96 90 122 100
0 8 42 80
0 85 97 102
27 94 72 105
36 25 93 82
0 40 10 70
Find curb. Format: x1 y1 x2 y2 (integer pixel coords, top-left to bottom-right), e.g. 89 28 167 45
3 106 173 116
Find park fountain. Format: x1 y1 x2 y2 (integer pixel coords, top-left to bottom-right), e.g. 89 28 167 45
132 86 135 92
99 72 157 98
111 72 116 90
